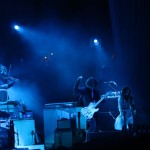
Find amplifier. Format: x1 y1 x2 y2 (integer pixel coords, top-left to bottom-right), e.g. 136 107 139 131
57 119 71 129
43 105 85 148
57 118 76 129
54 128 72 148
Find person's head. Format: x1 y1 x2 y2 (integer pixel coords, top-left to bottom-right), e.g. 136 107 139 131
121 86 131 99
85 77 98 89
0 64 7 76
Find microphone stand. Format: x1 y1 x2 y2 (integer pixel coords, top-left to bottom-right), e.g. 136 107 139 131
107 83 116 91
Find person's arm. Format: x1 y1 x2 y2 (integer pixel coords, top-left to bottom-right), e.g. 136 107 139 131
7 81 16 88
130 96 136 115
0 84 9 89
73 76 84 107
73 76 83 94
0 78 19 89
118 96 123 116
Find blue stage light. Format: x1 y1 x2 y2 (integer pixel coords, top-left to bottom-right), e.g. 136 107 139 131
93 39 99 45
14 25 21 31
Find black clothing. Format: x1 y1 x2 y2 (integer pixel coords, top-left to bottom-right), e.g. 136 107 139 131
74 77 101 132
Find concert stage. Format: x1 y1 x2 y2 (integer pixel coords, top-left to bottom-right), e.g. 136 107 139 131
1 131 149 150
56 131 150 150
42 126 150 150
0 102 150 150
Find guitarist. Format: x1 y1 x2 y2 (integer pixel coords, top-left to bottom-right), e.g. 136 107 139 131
73 76 104 138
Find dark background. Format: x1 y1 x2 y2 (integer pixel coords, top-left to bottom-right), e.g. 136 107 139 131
0 0 150 140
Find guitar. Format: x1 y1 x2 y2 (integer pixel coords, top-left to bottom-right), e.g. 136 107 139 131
81 92 111 120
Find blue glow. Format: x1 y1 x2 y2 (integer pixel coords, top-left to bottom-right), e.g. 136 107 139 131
90 37 101 47
13 24 23 32
93 39 99 45
14 25 20 30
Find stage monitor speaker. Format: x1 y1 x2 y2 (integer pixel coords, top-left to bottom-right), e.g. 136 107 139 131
13 120 35 147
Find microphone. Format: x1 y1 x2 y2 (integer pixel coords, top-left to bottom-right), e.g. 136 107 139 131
110 81 117 86
104 81 110 84
78 76 83 80
104 81 117 86
79 76 83 79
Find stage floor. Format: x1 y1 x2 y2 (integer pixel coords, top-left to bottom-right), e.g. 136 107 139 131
0 129 150 150
46 130 150 150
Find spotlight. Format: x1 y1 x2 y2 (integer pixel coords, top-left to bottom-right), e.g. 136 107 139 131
93 39 99 46
90 37 101 47
12 24 23 32
14 25 20 31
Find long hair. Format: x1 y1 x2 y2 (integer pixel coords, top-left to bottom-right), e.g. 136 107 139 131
85 77 98 89
0 64 8 76
121 86 131 100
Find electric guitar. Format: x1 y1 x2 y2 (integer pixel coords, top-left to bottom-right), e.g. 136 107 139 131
81 91 111 120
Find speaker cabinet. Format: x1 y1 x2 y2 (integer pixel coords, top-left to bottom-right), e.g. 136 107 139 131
13 120 35 147
54 128 72 148
43 105 86 148
43 106 76 147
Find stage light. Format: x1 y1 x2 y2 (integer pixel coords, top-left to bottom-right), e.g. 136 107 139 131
12 24 24 32
93 39 99 46
90 37 101 47
14 25 20 31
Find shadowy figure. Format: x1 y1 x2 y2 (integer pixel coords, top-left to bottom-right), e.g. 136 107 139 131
74 76 105 142
114 86 136 136
0 64 19 102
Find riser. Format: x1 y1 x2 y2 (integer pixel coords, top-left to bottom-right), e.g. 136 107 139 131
15 144 45 150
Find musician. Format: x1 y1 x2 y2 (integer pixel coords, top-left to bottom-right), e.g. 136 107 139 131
0 64 19 101
74 76 103 138
114 86 136 135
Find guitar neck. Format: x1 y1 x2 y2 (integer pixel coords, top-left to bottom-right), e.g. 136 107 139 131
94 95 105 108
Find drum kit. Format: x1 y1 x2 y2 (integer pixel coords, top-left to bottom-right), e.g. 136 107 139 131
0 110 10 124
0 101 15 126
0 100 20 148
0 100 23 126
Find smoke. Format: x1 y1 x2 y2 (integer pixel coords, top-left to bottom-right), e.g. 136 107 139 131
8 79 44 118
